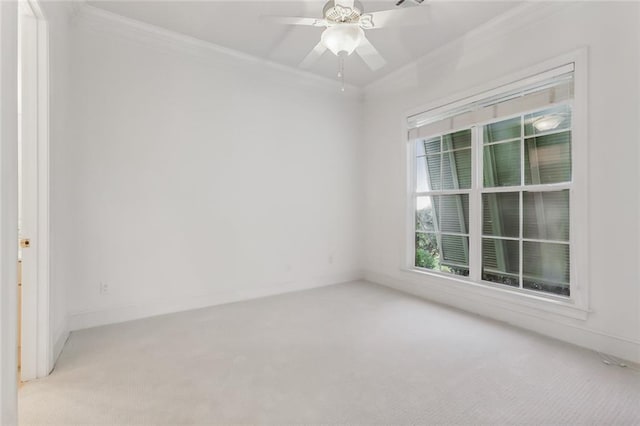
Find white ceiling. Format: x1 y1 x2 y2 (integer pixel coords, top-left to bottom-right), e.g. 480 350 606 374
86 1 521 87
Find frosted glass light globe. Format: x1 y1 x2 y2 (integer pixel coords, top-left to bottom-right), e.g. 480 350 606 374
533 115 564 132
321 24 364 56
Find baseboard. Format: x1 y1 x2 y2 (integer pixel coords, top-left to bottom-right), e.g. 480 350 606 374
51 322 69 373
68 270 364 332
365 270 640 364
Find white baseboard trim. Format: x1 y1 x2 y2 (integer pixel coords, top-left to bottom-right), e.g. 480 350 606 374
365 270 640 364
51 324 69 372
68 270 364 332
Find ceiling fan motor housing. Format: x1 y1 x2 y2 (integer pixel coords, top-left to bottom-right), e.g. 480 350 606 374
323 1 364 24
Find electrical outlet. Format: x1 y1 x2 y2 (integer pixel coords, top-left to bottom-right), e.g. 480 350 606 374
99 282 109 295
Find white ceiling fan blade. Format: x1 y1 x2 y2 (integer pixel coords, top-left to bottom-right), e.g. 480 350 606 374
262 16 326 27
367 7 430 28
334 0 355 9
300 42 328 69
355 37 386 71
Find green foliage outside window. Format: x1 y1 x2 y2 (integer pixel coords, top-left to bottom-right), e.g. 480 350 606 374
415 232 439 270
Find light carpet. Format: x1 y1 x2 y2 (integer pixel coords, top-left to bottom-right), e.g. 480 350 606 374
19 281 640 425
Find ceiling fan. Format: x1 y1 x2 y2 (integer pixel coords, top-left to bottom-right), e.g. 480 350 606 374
264 0 429 89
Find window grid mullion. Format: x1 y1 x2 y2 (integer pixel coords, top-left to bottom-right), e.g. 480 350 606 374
416 190 472 197
441 146 472 155
481 183 571 193
409 139 417 269
434 136 445 264
519 114 525 289
470 125 482 282
480 235 570 245
416 231 470 237
483 136 521 147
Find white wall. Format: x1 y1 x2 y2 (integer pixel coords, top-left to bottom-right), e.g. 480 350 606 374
362 2 640 363
62 8 363 330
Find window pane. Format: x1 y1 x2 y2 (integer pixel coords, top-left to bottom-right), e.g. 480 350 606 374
416 196 435 232
439 194 469 233
523 241 570 296
425 154 442 190
417 155 442 191
443 129 471 150
416 156 428 192
524 104 572 137
442 149 471 190
524 132 571 185
523 190 570 241
484 141 521 187
484 117 521 143
415 233 469 276
422 136 441 155
483 192 519 238
417 195 469 234
441 235 469 267
415 232 439 270
482 238 519 287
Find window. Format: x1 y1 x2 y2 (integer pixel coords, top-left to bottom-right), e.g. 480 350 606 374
409 63 581 301
415 130 471 277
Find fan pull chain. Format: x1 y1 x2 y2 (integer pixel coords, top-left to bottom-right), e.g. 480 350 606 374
338 53 345 92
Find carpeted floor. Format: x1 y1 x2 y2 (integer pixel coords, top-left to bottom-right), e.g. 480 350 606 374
19 281 640 425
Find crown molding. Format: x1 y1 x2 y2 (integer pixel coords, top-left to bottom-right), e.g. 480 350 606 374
64 0 85 17
364 1 574 97
71 3 362 98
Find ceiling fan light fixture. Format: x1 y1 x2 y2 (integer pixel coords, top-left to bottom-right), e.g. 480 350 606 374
321 24 364 56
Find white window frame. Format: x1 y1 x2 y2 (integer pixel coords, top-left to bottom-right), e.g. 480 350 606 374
402 50 589 320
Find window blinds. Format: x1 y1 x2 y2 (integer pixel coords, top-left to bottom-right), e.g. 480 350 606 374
407 63 575 141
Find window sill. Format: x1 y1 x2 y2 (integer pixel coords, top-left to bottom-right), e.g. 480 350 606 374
400 267 590 321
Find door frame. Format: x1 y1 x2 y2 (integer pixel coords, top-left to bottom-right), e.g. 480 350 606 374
0 1 19 423
18 0 50 382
